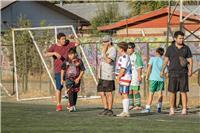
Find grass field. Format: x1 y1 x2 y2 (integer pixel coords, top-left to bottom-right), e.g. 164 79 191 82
1 100 200 133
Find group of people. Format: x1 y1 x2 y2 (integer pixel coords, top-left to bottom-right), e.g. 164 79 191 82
45 30 193 117
97 31 193 117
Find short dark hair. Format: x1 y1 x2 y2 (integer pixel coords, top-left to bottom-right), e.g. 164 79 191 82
156 47 165 56
57 33 66 40
174 31 185 38
68 48 77 54
128 42 135 49
117 42 128 52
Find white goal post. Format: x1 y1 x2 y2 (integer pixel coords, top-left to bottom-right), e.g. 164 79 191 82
12 25 98 101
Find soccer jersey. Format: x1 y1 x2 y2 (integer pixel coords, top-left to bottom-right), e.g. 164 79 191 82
129 52 144 86
48 42 75 74
116 54 132 86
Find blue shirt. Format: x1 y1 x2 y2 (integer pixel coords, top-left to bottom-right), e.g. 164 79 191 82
149 57 164 81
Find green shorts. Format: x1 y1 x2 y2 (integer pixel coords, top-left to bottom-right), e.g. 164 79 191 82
129 85 140 91
149 80 164 93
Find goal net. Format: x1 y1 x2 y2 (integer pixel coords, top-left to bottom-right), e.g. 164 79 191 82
11 25 97 101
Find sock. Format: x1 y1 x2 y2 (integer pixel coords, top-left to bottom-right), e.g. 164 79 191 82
134 93 141 107
157 102 162 109
128 94 134 106
146 105 150 109
123 99 129 113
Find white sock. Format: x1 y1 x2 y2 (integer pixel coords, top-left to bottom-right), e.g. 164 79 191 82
157 102 162 108
146 105 150 109
123 99 129 113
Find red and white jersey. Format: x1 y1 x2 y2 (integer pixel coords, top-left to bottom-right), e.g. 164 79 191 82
115 54 132 86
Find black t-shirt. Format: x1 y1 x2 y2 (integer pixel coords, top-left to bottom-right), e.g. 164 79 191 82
165 43 192 73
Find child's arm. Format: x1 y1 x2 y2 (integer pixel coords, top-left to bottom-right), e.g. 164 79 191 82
116 68 125 82
75 71 84 84
137 68 142 82
61 69 65 85
146 64 152 80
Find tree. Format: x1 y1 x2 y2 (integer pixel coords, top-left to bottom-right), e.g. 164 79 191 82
128 1 168 17
91 2 123 35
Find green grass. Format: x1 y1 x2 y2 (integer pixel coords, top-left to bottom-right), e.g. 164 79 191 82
2 102 200 133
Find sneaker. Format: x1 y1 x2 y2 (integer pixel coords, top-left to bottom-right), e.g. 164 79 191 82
141 108 150 113
69 106 77 112
132 106 142 111
129 105 134 110
181 109 187 115
104 110 114 116
116 112 130 117
157 108 161 113
56 105 62 111
169 108 175 116
99 109 108 115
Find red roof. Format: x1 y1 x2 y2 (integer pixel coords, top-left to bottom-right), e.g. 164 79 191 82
97 7 200 31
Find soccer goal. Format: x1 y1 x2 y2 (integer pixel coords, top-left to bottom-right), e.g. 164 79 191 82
12 25 97 101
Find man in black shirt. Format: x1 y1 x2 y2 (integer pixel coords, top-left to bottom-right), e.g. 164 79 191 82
160 31 193 115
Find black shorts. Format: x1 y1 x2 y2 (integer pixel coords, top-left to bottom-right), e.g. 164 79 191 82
168 73 189 93
97 79 115 92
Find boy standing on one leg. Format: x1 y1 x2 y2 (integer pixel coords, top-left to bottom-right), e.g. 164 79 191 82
127 42 143 110
141 47 165 113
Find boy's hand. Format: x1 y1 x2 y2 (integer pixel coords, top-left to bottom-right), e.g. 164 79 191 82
74 78 80 84
188 70 192 77
116 77 120 83
160 71 164 78
137 75 142 82
145 76 149 81
61 80 65 85
54 52 61 59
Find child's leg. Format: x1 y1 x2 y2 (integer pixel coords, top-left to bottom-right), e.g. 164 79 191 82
105 92 113 110
122 93 129 113
128 90 134 107
68 91 74 106
56 90 62 105
99 92 108 109
73 92 78 106
146 92 154 108
133 87 141 107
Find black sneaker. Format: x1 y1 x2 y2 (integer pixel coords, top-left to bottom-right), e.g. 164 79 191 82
104 110 114 116
99 109 108 115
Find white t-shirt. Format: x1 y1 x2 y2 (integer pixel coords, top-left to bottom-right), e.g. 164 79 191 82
99 46 117 80
116 54 132 86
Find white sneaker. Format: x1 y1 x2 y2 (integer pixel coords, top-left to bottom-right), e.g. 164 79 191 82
141 108 150 113
116 112 130 117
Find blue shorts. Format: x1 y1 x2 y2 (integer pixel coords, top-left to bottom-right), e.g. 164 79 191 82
119 85 129 94
54 73 63 91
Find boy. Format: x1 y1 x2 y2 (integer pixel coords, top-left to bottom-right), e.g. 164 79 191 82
116 42 132 117
127 42 143 110
97 35 116 116
141 47 165 113
61 48 85 112
45 33 80 111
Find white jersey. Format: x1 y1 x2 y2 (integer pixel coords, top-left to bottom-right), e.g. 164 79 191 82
116 54 132 86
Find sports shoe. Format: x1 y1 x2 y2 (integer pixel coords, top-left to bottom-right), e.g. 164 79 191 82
116 112 130 117
132 106 142 111
129 105 134 110
141 108 150 113
56 105 62 111
104 110 114 116
69 106 77 112
98 109 108 115
181 109 187 115
157 108 161 113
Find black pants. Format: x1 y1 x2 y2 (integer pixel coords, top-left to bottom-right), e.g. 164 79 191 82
68 91 77 106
